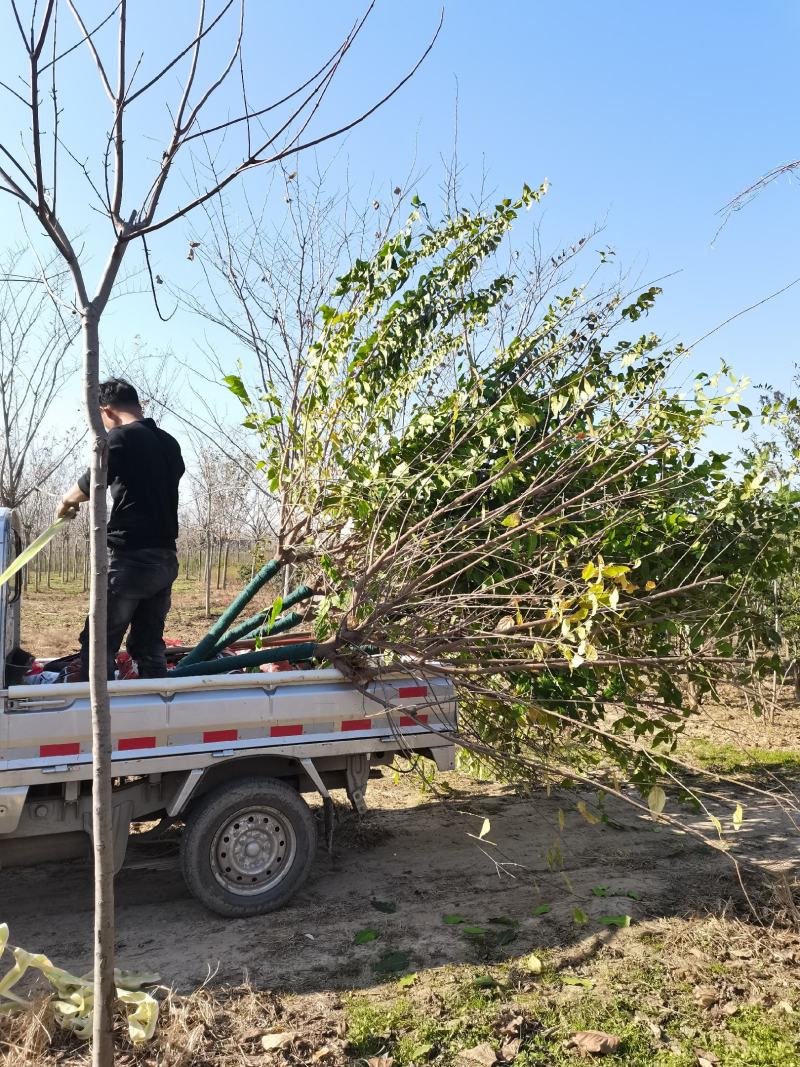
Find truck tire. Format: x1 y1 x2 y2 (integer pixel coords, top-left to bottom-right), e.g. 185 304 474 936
180 776 317 917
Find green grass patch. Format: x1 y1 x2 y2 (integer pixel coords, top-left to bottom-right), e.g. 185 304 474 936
345 954 800 1067
684 739 800 776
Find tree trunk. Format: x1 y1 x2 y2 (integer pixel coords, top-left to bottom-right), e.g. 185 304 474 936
83 540 89 593
215 539 223 589
222 541 230 589
46 542 52 589
83 312 115 1066
184 545 190 579
205 528 212 617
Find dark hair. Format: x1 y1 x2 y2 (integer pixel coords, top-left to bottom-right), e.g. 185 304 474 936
99 378 140 410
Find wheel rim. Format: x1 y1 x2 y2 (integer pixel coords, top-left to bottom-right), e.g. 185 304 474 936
210 805 297 896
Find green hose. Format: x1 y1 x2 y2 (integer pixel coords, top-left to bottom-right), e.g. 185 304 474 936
169 640 318 678
213 610 303 651
179 558 282 666
212 584 314 652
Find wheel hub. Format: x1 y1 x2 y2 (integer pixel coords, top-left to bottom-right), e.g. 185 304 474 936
210 805 297 896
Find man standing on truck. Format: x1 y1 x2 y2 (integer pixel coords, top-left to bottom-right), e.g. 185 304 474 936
57 378 185 680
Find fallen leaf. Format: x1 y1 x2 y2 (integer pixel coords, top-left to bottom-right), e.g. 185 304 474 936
463 925 488 938
355 928 379 944
371 899 398 913
374 950 410 975
525 954 543 974
488 916 518 927
473 974 498 989
721 1001 739 1017
312 1046 333 1062
572 907 589 926
456 1041 497 1066
444 913 469 924
598 914 631 928
693 985 717 1009
261 1031 295 1050
531 904 551 916
478 817 491 839
367 1057 395 1067
500 1037 521 1061
563 976 594 989
694 1050 719 1067
566 1030 621 1056
397 973 418 989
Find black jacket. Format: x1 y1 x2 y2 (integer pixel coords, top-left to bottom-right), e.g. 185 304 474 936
78 418 185 550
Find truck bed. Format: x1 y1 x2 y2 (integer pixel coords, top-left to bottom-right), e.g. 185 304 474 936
0 668 457 786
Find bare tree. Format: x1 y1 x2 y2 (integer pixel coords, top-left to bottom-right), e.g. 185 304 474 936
0 247 79 508
0 3 440 1058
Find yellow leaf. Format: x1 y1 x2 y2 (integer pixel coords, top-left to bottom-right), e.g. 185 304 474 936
732 804 744 830
581 561 597 580
478 818 491 840
577 801 599 826
502 512 521 527
525 954 543 974
647 786 666 816
645 580 656 591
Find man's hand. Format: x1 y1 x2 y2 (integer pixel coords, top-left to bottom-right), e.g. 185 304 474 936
56 498 79 519
57 483 89 519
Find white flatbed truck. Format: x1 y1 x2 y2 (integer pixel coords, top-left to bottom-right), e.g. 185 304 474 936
0 509 456 915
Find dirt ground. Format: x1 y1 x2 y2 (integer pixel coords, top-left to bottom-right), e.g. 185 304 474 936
5 587 800 1064
20 577 253 659
3 771 797 994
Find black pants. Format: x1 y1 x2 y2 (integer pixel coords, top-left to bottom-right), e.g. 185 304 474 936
79 547 179 681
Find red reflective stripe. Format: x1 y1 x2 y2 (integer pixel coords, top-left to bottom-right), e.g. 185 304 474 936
341 718 372 731
203 729 238 743
40 742 80 757
117 736 156 751
270 724 303 737
399 714 429 727
398 686 427 698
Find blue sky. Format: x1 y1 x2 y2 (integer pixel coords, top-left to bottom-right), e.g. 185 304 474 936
1 1 799 437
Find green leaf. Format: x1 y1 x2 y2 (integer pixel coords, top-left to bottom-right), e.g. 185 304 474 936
371 899 398 913
463 926 488 938
374 950 410 975
562 976 594 989
443 914 468 925
472 974 498 988
502 512 521 528
531 905 551 916
598 914 631 928
591 885 610 897
355 928 379 944
572 908 589 926
397 973 418 989
223 374 250 403
487 916 518 927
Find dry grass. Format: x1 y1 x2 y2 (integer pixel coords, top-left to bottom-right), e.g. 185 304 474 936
20 575 285 659
3 909 799 1066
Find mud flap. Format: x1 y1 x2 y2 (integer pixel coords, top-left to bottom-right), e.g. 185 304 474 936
345 753 370 815
82 798 134 874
